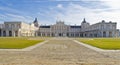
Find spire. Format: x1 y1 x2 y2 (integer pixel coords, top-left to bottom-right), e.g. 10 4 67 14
34 18 38 23
82 18 86 23
33 18 39 27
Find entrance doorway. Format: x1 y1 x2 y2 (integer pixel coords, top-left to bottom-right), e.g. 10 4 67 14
109 32 112 37
103 31 106 37
15 31 18 36
9 31 12 36
59 33 63 37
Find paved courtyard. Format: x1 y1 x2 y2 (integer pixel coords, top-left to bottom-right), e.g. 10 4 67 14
0 37 120 65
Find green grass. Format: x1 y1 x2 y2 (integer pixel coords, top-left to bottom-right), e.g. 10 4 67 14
78 38 120 50
0 37 44 49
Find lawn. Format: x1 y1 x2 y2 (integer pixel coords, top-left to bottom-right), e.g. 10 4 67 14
78 38 120 50
0 37 44 49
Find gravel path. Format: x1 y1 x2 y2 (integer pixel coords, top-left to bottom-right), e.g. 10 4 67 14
0 37 119 65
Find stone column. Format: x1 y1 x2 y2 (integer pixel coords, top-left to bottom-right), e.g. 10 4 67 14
17 31 19 37
12 31 15 37
40 33 42 37
55 33 57 37
83 33 85 37
73 33 75 37
50 33 52 37
106 31 109 37
79 33 80 37
6 30 9 37
101 31 103 37
112 31 115 37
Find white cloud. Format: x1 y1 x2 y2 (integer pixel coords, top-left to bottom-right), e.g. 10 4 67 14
57 4 63 8
6 13 25 19
50 2 120 29
4 13 33 23
100 0 120 9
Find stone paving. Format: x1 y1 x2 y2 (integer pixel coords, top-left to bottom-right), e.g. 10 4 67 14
0 37 120 65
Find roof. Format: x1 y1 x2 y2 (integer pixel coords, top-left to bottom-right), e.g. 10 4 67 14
40 26 50 28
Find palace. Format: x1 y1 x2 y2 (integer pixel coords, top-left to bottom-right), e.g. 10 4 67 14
0 18 119 37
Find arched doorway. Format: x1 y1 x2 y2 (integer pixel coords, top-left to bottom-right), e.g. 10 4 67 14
59 33 63 37
15 31 18 36
94 34 97 37
9 31 12 36
85 34 87 37
90 34 93 37
109 32 112 37
103 31 106 37
80 33 83 37
51 33 54 37
67 33 69 37
3 31 6 36
0 29 1 36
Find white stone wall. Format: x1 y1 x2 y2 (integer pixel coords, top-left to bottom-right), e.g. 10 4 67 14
0 22 38 37
20 22 38 37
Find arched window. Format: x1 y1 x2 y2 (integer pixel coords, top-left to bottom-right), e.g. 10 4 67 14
103 31 106 37
11 24 15 28
109 32 112 37
9 31 12 36
3 31 6 36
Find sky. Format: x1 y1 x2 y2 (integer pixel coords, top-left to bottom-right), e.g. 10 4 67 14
0 0 120 29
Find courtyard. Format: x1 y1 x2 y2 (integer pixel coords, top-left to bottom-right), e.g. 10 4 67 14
0 37 120 65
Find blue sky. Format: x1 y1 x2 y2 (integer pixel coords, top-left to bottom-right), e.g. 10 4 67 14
0 0 120 29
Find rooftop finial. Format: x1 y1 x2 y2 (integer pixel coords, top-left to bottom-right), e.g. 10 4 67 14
82 18 86 23
102 20 105 23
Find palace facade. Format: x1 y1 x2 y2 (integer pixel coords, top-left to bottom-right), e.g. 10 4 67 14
0 18 119 37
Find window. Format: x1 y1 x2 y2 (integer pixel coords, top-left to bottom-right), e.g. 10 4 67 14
101 25 104 29
112 25 116 29
6 24 9 28
11 24 15 28
107 25 110 29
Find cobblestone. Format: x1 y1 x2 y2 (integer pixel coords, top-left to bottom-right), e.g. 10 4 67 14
0 37 119 65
